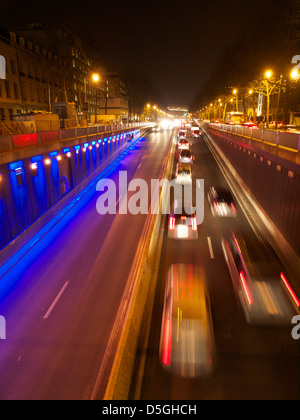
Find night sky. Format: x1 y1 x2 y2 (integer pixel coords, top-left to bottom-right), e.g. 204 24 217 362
1 0 279 106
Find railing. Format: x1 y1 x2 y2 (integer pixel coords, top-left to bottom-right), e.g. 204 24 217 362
208 123 300 153
0 122 148 153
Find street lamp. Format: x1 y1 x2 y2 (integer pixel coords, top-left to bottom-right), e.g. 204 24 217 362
233 89 239 112
265 70 273 80
92 73 100 124
291 68 300 81
248 90 256 122
264 70 273 128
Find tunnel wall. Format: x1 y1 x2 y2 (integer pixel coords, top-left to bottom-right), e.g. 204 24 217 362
0 128 142 251
206 127 300 258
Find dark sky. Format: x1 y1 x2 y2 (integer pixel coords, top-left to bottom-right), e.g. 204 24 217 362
1 0 279 106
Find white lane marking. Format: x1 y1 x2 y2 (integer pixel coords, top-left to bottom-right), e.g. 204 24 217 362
138 163 142 169
207 237 215 259
43 280 70 319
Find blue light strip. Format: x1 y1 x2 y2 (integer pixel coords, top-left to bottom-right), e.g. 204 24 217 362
49 151 58 158
8 161 24 171
31 155 43 163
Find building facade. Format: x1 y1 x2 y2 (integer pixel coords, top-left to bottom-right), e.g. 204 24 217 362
0 33 23 121
0 24 129 125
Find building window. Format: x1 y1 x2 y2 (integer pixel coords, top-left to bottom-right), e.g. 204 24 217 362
10 60 16 75
5 81 11 98
9 109 13 121
13 83 19 100
0 108 5 121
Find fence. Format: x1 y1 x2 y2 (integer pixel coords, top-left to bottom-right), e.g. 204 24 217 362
210 123 300 152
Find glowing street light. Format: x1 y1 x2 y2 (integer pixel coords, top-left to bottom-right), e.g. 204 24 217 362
265 70 273 79
92 73 101 124
264 70 274 128
92 73 100 83
291 68 300 81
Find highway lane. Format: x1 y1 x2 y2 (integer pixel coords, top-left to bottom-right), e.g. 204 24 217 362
0 128 172 400
134 128 300 400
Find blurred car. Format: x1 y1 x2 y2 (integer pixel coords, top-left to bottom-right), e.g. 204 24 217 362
269 121 284 129
152 125 161 132
191 127 201 137
243 122 259 129
177 138 190 150
177 130 187 140
222 232 299 326
179 150 194 165
168 203 198 240
160 264 215 378
207 187 237 218
175 163 192 184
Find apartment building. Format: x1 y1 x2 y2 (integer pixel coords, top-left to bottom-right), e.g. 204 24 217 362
0 33 23 121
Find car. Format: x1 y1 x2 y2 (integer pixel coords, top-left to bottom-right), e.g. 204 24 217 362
191 127 202 137
152 125 161 132
177 130 187 140
222 232 299 326
160 264 215 378
175 163 192 184
243 122 259 129
168 202 198 240
179 150 194 165
207 186 237 218
177 138 190 150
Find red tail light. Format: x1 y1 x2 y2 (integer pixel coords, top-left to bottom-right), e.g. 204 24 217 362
192 217 197 231
162 319 172 366
231 202 237 213
240 271 253 305
281 273 300 308
169 217 176 230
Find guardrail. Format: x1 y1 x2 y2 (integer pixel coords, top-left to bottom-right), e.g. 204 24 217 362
209 123 300 153
0 123 148 154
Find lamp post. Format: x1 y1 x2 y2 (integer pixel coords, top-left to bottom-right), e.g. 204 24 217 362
248 89 256 122
233 89 239 112
92 73 100 124
264 70 273 128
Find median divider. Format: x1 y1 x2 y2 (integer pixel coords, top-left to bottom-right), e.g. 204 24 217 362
96 135 176 401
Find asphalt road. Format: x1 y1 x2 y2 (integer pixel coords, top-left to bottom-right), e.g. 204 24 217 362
0 128 172 400
133 128 300 400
